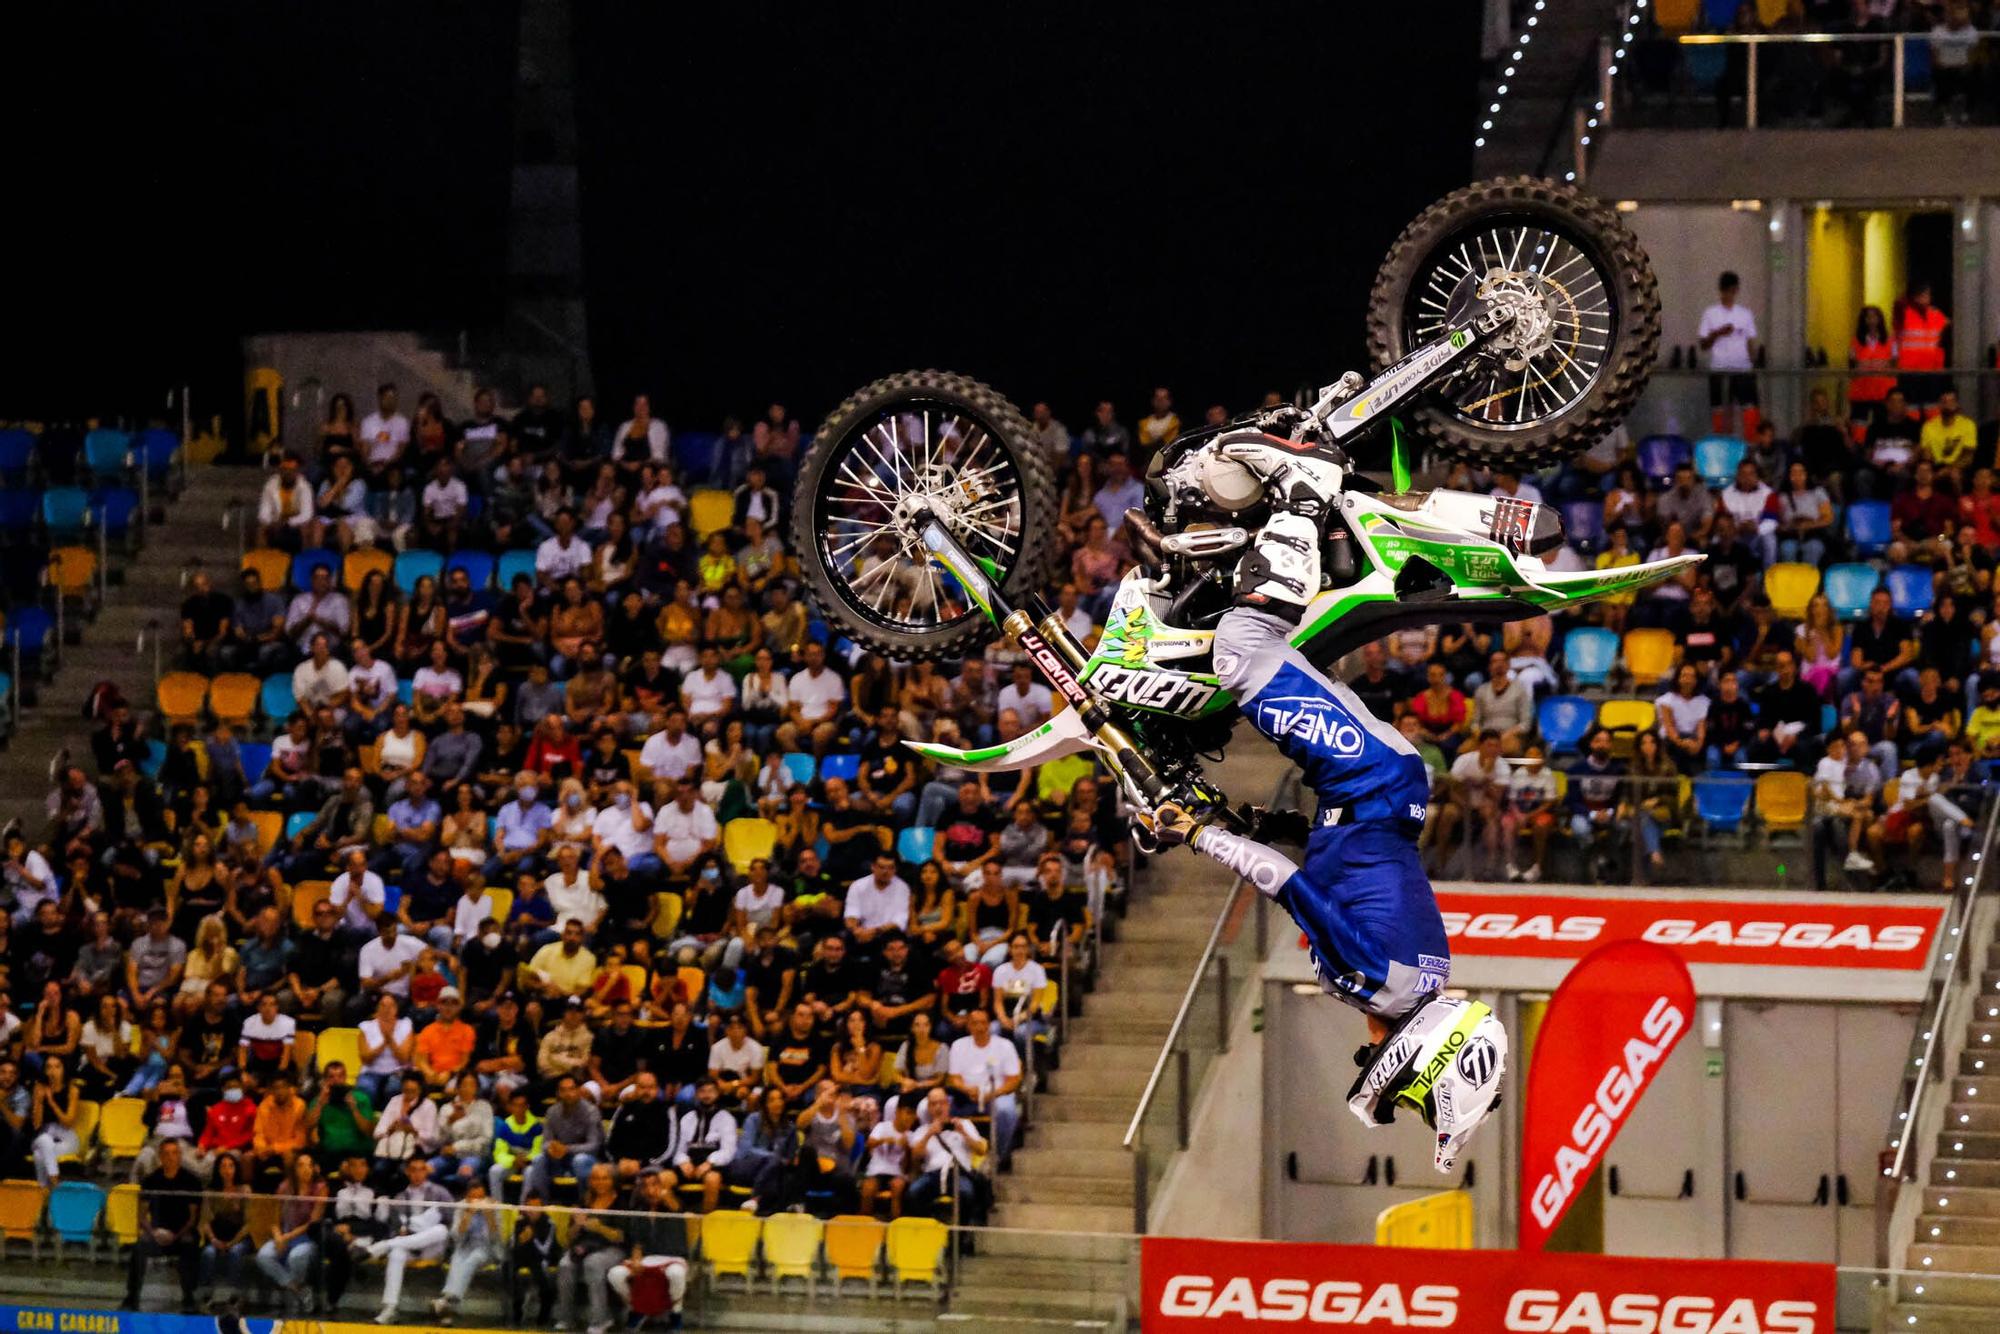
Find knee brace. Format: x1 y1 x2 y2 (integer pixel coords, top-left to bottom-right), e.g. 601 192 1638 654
1232 511 1321 621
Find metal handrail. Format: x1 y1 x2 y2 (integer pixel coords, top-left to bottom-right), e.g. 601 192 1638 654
1675 30 2000 46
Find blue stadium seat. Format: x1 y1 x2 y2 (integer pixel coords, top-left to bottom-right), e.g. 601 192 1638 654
1560 500 1605 555
1903 32 1933 92
382 883 402 916
0 428 35 485
1693 776 1754 835
237 741 271 782
674 431 720 482
497 549 538 590
1537 695 1597 756
446 550 495 590
897 826 935 865
41 486 92 541
818 753 861 783
284 811 316 840
6 608 54 670
81 428 131 478
1564 627 1619 688
1845 501 1892 556
397 678 414 706
1693 435 1746 488
1637 434 1691 487
0 490 40 538
1824 563 1880 620
394 550 444 595
291 548 340 590
90 487 140 541
260 674 296 723
46 1180 104 1248
135 429 180 482
781 753 815 787
807 618 829 645
1886 565 1933 617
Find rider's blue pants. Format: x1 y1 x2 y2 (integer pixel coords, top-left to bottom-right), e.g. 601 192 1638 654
1199 608 1451 1020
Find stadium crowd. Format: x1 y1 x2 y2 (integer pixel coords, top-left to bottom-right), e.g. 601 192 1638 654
1 332 1994 1319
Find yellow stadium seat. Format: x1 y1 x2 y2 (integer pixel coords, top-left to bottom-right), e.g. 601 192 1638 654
548 1205 574 1247
1374 1190 1473 1248
823 1214 884 1295
1756 771 1809 837
886 1216 949 1297
241 547 292 592
690 489 735 539
316 1027 362 1079
0 1180 43 1257
1764 563 1820 620
651 892 684 940
156 671 210 724
676 966 707 1007
105 1183 140 1247
1622 628 1677 688
761 1213 823 1297
1653 0 1698 31
1597 698 1656 736
250 811 284 858
722 817 777 868
48 546 97 601
370 814 393 847
699 1209 759 1292
59 1100 101 1168
292 882 334 931
343 547 393 594
208 673 261 726
97 1098 149 1164
619 964 649 1002
482 888 514 929
245 1194 280 1246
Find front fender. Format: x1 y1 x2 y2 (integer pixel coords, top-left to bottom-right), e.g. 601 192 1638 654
903 709 1101 773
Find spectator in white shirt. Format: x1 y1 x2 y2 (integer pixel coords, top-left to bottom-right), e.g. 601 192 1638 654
777 642 846 756
995 662 1053 731
707 1014 766 1106
988 931 1049 1059
945 1008 1020 1162
1719 459 1779 566
1698 270 1759 424
543 844 608 935
681 647 737 739
671 1077 739 1212
258 454 320 550
906 1086 988 1219
329 850 387 938
292 634 352 713
654 780 720 875
359 384 410 475
357 913 424 1003
535 509 594 585
284 565 352 657
639 711 703 784
419 458 469 551
861 1099 919 1218
591 782 660 877
614 394 670 463
845 854 911 949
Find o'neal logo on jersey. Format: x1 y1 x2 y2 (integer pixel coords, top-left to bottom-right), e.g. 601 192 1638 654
1254 695 1367 756
1085 663 1218 713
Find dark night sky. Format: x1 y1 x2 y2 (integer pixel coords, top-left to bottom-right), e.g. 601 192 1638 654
3 2 1479 434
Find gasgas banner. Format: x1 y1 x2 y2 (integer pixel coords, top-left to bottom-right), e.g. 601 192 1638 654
1434 891 1944 970
1519 938 1695 1251
1140 1236 1834 1332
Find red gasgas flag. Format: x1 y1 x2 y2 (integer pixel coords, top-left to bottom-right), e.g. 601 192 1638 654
1519 938 1695 1250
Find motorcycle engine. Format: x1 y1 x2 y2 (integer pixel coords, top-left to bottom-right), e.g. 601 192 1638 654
1158 448 1264 516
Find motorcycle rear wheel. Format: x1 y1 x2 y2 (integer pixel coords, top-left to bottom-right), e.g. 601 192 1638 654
1366 175 1659 470
792 369 1059 664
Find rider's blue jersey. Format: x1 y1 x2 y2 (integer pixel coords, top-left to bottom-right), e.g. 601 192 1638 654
1240 658 1432 826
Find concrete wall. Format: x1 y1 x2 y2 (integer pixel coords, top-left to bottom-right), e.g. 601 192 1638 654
1148 979 1266 1239
1591 128 2000 202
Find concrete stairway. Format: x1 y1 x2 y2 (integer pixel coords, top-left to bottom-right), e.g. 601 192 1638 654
946 739 1292 1323
1889 934 2000 1328
1473 0 1622 179
242 331 498 454
0 462 272 832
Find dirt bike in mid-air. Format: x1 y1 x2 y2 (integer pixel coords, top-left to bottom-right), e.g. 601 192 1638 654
789 178 1696 833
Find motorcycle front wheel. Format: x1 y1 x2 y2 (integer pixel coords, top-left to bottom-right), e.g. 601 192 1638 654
1366 176 1660 470
791 370 1059 664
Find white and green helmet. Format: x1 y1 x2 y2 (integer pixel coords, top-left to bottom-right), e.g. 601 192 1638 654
1346 995 1508 1173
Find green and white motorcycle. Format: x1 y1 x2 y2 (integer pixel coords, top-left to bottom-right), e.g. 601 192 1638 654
790 178 1699 828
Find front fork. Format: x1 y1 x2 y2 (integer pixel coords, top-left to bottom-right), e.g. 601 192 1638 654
917 518 1179 814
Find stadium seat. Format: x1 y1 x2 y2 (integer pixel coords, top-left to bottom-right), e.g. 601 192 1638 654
1374 1189 1474 1248
394 550 444 595
620 964 648 1001
237 738 272 780
1622 628 1677 687
316 1027 362 1078
248 808 281 857
699 1210 759 1291
1693 435 1746 488
135 429 180 484
446 549 495 590
1845 501 1892 556
1693 776 1755 837
818 753 861 782
0 1180 42 1258
1763 563 1820 620
90 486 140 544
0 428 35 485
1596 698 1656 739
1537 696 1596 757
482 888 514 928
208 673 260 726
291 547 339 591
824 1215 885 1295
284 811 317 841
343 547 393 593
1755 771 1809 840
1637 434 1691 487
1560 500 1605 555
41 486 92 542
897 826 936 865
259 674 297 724
46 1181 104 1255
886 1217 948 1296
156 672 210 724
7 608 55 675
1824 563 1880 620
497 549 539 590
242 547 292 592
81 428 132 478
690 489 735 539
1886 564 1934 617
781 752 815 786
651 893 684 940
674 431 720 482
47 546 97 607
762 1213 823 1296
1564 627 1618 689
61 1100 100 1168
139 739 166 780
104 1183 139 1249
722 817 777 867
